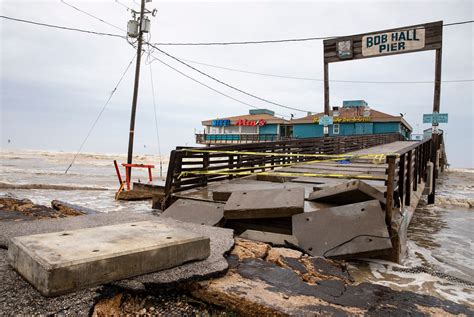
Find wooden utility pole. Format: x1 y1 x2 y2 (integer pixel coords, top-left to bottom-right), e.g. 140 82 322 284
126 0 146 180
428 46 443 204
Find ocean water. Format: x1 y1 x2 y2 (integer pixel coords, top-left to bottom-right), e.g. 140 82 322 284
1 149 472 307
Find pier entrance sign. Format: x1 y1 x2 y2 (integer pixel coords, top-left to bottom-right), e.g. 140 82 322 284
362 28 425 56
323 21 443 116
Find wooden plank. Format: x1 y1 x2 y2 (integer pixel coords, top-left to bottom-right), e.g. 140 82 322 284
224 188 305 220
292 200 392 259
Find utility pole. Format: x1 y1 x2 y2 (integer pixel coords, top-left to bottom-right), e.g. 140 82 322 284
126 0 146 180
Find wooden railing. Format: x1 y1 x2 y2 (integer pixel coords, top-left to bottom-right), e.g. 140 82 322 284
163 133 403 207
195 133 283 144
384 137 433 226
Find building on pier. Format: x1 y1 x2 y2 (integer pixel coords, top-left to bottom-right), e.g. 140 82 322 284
196 100 412 145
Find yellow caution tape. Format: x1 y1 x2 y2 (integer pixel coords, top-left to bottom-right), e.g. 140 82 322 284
183 148 399 159
178 169 386 181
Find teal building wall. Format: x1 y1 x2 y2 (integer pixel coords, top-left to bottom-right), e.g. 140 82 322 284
294 122 408 139
293 124 324 138
259 124 278 135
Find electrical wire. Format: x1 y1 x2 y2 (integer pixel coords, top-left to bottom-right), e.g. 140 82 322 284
148 61 164 177
178 57 474 84
143 45 289 118
65 53 136 174
153 20 474 46
147 43 313 113
115 0 134 12
61 0 126 32
6 14 470 85
0 15 125 38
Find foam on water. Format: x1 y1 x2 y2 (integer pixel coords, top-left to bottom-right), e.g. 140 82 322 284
349 168 474 307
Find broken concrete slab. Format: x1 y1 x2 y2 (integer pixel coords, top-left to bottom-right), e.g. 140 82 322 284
224 188 304 220
308 180 386 205
292 200 391 258
161 199 225 226
211 181 306 201
8 221 211 296
1 212 234 298
240 230 298 245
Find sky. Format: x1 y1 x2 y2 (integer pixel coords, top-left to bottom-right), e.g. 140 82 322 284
0 0 473 167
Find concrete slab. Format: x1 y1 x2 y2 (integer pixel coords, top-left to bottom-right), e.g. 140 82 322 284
0 212 234 314
308 180 386 205
211 181 305 202
240 230 298 245
8 221 210 296
292 200 392 258
162 199 225 226
224 188 305 220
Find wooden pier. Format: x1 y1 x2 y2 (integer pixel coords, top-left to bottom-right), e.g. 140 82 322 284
156 132 445 263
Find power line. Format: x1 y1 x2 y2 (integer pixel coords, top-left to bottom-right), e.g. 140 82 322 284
148 61 163 177
144 46 289 118
65 53 136 174
153 20 474 46
178 57 474 84
61 0 126 32
115 0 135 12
147 43 313 113
0 15 125 38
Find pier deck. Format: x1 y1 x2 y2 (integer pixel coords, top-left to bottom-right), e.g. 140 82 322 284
158 133 442 262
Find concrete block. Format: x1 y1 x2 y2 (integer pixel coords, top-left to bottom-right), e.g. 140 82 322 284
240 230 298 245
8 221 210 296
224 188 305 220
292 200 391 258
308 180 386 205
162 199 225 226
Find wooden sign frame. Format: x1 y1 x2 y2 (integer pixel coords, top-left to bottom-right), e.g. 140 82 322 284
323 21 443 204
323 21 443 116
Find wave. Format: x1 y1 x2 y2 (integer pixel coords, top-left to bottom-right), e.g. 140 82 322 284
436 196 474 209
0 182 109 191
447 168 474 174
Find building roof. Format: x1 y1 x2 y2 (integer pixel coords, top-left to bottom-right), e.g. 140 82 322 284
202 113 288 125
291 107 413 131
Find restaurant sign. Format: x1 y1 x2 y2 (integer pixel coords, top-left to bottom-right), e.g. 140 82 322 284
313 116 372 124
212 119 266 126
212 119 231 127
236 119 266 126
362 28 425 57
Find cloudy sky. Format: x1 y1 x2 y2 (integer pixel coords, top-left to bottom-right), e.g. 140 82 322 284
1 0 473 167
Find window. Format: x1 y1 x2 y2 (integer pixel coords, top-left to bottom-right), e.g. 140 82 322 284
209 126 221 134
333 124 340 135
241 126 258 134
223 126 240 134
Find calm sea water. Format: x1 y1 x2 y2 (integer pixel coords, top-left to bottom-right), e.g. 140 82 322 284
1 149 472 307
